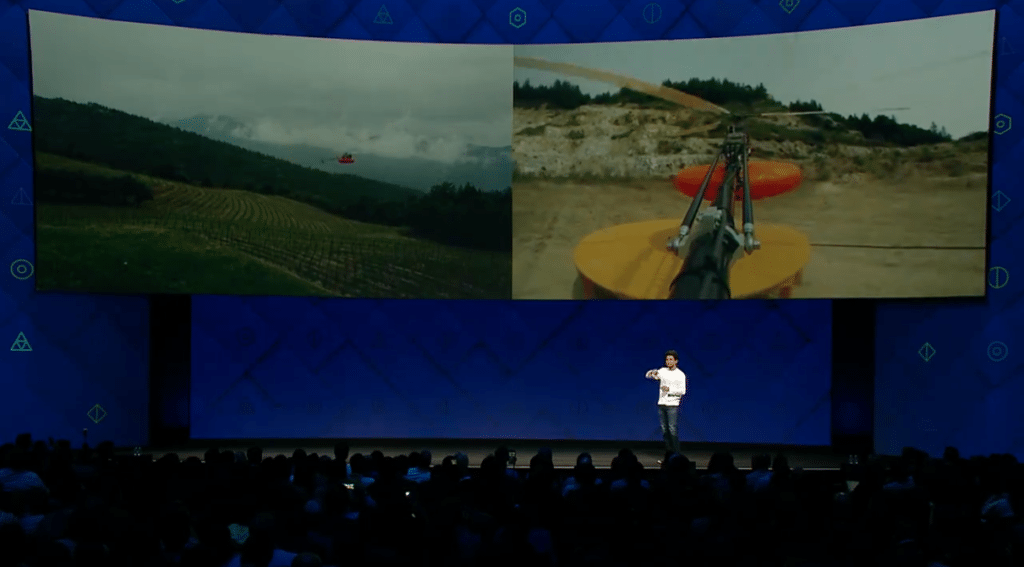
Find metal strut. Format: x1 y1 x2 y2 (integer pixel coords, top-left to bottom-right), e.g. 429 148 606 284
667 126 761 300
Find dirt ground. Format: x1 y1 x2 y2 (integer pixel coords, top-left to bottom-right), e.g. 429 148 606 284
512 174 988 300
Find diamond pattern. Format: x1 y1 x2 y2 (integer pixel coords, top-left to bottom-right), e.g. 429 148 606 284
191 297 832 443
0 0 1018 457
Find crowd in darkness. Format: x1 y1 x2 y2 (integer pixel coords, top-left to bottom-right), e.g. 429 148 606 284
0 433 1021 567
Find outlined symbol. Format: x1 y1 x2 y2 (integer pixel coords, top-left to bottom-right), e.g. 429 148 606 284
10 259 34 281
7 111 31 132
374 5 393 24
10 332 32 352
1001 37 1015 56
987 341 1008 362
11 188 32 206
993 191 1011 212
918 342 935 362
989 266 1009 289
779 0 799 14
237 327 255 346
509 7 527 28
87 404 107 424
994 114 1011 135
643 3 662 24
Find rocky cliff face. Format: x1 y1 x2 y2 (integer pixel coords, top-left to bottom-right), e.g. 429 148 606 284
512 104 979 181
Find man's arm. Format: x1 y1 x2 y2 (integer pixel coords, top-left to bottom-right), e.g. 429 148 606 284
645 369 661 379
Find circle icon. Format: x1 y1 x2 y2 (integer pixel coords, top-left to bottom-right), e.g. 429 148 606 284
643 2 662 24
9 259 34 280
779 0 800 14
989 266 1009 289
988 341 1008 362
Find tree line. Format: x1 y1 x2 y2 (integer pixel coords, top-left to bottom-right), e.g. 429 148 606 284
513 78 962 147
32 97 509 252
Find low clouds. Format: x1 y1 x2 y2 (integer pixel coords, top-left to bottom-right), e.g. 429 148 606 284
28 10 513 163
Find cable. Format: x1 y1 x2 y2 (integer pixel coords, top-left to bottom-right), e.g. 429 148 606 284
809 244 984 250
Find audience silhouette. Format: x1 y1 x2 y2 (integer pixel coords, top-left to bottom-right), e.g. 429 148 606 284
0 434 1019 566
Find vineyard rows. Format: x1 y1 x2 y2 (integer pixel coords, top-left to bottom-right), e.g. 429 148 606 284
148 185 370 233
41 208 509 299
206 227 507 299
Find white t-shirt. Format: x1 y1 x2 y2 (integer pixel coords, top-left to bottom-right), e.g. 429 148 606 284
654 367 686 406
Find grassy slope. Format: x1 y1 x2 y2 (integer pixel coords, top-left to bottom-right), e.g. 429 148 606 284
32 96 423 206
35 154 509 298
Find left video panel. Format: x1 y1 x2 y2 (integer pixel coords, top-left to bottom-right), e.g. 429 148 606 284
28 10 514 299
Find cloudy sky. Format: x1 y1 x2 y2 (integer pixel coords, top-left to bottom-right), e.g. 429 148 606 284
28 10 513 163
515 11 996 139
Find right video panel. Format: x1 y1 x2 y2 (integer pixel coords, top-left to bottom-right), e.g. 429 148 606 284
512 11 996 300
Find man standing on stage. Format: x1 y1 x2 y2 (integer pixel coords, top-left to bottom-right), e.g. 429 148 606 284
646 350 687 454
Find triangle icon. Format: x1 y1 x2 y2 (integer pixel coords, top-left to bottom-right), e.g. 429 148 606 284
374 4 394 24
7 111 31 132
1001 36 1015 56
10 332 32 352
11 187 32 206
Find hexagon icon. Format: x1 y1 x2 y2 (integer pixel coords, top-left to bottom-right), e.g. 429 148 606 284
509 7 527 28
994 114 1011 135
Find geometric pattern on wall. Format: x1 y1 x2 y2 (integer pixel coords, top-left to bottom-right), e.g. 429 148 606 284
0 0 1019 455
191 296 832 444
874 300 1024 459
0 290 149 448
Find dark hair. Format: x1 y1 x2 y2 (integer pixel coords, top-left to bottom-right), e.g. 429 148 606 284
665 350 679 360
752 454 772 471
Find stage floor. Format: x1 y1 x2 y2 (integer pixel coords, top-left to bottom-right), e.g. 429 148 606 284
129 440 847 471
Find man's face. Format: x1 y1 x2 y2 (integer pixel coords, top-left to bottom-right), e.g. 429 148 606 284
665 355 677 369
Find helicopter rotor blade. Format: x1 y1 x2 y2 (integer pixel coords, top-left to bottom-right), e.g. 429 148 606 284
680 121 722 136
756 110 832 117
514 56 731 115
756 107 910 118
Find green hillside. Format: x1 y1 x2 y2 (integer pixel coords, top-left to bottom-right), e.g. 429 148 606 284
32 96 420 206
32 95 511 253
35 154 510 299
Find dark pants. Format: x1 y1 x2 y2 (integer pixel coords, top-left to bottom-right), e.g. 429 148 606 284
658 404 680 454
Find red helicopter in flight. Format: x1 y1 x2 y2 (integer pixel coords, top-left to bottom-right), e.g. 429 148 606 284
322 153 355 165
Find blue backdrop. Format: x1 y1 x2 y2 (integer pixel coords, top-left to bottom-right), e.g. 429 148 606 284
0 292 149 448
0 0 1020 459
190 297 832 443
